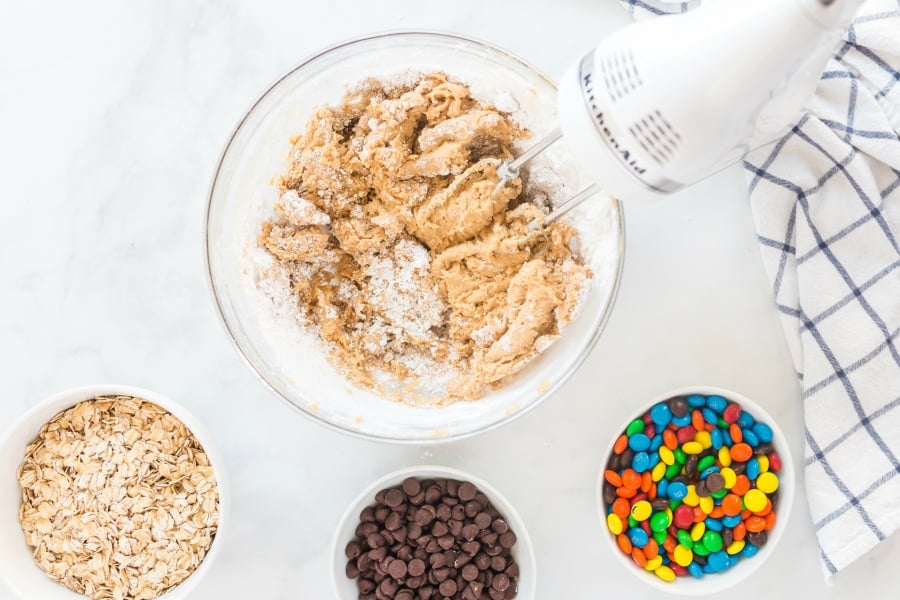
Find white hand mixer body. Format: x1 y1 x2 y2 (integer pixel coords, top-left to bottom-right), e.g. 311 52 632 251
541 0 866 207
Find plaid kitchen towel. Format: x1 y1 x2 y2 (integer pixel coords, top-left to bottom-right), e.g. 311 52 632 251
620 0 900 577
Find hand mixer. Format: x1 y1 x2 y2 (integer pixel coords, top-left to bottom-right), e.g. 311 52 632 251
507 0 866 221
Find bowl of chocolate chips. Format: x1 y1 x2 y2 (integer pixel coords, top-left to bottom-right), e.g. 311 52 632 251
331 466 535 600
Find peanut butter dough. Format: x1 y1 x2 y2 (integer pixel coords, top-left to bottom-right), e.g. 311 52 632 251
259 73 591 404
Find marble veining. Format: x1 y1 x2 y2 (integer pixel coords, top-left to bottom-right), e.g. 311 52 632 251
0 1 895 598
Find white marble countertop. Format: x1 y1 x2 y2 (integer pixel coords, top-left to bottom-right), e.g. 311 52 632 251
1 0 896 598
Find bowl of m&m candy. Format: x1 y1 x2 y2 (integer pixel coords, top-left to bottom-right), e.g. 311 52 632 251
598 387 795 594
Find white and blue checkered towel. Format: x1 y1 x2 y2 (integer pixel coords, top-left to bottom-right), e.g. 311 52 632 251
621 0 900 578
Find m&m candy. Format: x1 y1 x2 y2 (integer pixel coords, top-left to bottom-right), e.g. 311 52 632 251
602 394 783 582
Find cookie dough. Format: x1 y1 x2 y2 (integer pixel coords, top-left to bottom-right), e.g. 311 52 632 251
259 73 591 404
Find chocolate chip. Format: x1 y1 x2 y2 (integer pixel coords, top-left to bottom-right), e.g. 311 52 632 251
461 540 481 556
462 523 480 541
504 561 519 578
385 488 405 508
346 560 360 578
458 482 477 502
385 512 402 531
466 581 484 598
346 541 362 559
375 556 394 575
394 526 408 544
448 519 463 537
425 485 442 504
414 506 435 527
461 563 479 581
499 531 517 549
491 519 508 534
439 579 458 596
443 550 459 567
436 504 451 522
492 573 510 592
475 512 492 529
402 477 422 497
380 577 399 596
388 559 408 580
407 558 425 577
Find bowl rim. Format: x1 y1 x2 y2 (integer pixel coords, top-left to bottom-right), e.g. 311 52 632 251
0 384 229 600
329 464 536 600
594 385 796 595
202 29 627 444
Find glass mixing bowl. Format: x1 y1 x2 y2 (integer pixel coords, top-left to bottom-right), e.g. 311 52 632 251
205 31 625 442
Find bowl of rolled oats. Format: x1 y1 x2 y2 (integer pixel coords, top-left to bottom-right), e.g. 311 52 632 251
0 385 227 600
205 31 625 442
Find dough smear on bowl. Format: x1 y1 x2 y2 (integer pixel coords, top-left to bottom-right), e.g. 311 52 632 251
258 72 591 404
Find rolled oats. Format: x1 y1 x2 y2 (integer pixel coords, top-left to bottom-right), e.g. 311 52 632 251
17 396 220 600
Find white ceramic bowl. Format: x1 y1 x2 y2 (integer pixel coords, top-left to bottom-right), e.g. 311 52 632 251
596 386 795 595
205 31 625 443
0 385 229 600
331 465 536 600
